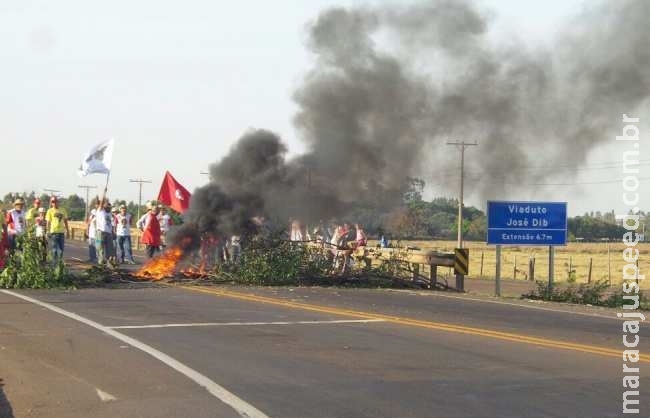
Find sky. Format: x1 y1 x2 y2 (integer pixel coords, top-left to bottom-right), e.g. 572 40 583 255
0 0 645 216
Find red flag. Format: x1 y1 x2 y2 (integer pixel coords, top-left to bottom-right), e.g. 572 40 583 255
157 171 191 213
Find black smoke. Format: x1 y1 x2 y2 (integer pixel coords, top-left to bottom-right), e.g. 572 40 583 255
176 0 650 243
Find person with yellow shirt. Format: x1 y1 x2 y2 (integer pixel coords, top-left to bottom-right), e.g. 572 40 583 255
45 196 69 263
25 198 42 232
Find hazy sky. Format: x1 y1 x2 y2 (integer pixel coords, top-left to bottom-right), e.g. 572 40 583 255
1 0 645 215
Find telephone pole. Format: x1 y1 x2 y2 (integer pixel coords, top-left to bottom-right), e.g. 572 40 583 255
78 185 98 221
129 179 152 221
43 188 61 204
446 141 478 249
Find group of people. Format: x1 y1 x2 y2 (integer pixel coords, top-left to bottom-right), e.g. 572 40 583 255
86 198 174 265
0 196 70 266
289 220 369 249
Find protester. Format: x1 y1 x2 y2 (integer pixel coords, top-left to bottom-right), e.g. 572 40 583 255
34 207 48 262
111 206 120 255
0 209 7 268
87 207 98 263
25 198 42 231
115 204 136 264
290 220 303 242
313 220 331 244
355 223 368 247
228 235 241 263
95 199 115 265
6 198 27 252
45 196 69 263
200 232 220 269
158 206 173 249
139 203 161 259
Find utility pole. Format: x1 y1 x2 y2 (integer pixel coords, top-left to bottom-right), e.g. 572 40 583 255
43 188 61 204
78 185 98 222
446 141 477 249
129 179 151 221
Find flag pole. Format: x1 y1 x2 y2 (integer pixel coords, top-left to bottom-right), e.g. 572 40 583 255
101 172 111 205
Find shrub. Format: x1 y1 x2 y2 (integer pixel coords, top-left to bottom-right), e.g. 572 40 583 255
522 279 649 310
0 235 72 289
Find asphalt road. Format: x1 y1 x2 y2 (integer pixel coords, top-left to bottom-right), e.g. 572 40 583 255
2 266 648 418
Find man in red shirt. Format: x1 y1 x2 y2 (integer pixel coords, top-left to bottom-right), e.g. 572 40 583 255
140 204 162 259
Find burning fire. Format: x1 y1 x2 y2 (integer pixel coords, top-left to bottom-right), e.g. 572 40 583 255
135 246 184 281
135 243 212 281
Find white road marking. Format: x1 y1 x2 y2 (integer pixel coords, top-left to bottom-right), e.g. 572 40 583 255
1 290 272 418
109 319 386 329
96 388 117 402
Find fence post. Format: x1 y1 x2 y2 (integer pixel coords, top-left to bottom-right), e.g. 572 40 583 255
480 251 484 279
513 255 517 280
429 265 437 288
529 257 535 281
587 258 593 283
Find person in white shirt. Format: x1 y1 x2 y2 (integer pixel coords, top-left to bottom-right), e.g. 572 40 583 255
87 207 98 263
157 206 173 249
95 199 115 265
6 198 27 252
115 204 135 264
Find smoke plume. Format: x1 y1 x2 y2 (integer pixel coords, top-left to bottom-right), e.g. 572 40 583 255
179 0 650 241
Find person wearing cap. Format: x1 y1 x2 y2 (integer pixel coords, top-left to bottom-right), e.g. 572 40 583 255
25 198 42 232
95 198 115 265
34 207 48 262
138 202 161 259
45 196 69 263
5 198 27 251
115 204 136 264
157 206 173 250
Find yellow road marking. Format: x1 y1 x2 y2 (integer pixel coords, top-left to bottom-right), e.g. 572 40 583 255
181 286 650 363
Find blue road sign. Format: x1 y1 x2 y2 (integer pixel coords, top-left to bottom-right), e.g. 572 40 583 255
487 201 567 246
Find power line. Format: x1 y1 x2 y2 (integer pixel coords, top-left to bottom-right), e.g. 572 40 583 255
428 159 650 177
129 179 152 221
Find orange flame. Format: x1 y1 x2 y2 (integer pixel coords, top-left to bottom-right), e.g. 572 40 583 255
135 246 184 281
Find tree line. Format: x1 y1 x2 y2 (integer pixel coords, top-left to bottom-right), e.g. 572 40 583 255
2 182 643 242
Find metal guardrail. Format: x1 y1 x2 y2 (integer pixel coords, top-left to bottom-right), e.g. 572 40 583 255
351 245 457 289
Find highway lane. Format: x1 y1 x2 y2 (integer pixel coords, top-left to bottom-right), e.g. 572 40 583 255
2 285 648 418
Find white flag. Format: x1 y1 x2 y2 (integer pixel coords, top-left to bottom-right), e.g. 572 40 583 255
78 139 114 177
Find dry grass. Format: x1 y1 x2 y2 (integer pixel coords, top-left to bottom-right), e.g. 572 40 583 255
371 240 649 289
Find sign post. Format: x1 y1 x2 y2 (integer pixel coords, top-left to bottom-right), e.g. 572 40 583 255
549 245 555 291
487 201 567 296
495 245 502 297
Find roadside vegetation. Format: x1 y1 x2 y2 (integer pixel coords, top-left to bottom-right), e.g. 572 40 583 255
0 235 72 289
522 280 650 310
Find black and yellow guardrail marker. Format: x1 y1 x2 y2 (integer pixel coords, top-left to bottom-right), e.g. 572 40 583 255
454 248 469 275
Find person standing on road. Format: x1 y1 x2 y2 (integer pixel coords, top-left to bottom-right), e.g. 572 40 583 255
25 198 42 232
139 203 161 259
6 198 27 252
45 196 69 263
34 207 48 262
158 206 173 250
95 199 115 265
115 204 136 264
87 204 99 263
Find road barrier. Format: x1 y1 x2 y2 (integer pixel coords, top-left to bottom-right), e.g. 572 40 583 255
351 246 467 291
